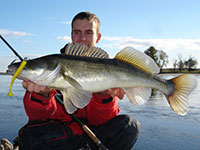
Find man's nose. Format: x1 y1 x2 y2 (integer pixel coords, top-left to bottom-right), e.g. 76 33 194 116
80 33 86 41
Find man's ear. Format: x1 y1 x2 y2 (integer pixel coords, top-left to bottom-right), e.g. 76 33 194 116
96 33 101 43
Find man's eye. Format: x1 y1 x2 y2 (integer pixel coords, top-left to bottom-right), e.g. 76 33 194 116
86 31 93 35
73 31 80 35
74 31 79 34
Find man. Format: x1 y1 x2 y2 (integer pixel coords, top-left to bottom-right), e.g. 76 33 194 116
20 11 141 150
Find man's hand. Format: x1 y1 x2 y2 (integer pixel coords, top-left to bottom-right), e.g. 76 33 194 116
22 80 51 97
98 88 125 99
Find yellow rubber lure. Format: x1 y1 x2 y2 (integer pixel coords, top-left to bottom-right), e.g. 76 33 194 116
8 60 27 96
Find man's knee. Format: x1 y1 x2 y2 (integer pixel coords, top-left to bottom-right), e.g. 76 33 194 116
109 115 141 149
119 114 141 138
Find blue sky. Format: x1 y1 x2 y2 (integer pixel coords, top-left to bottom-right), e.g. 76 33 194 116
0 0 200 71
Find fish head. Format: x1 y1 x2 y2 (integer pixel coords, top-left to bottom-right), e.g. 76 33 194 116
7 59 20 75
7 56 60 86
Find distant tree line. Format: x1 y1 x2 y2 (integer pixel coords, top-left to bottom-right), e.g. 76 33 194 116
144 46 198 71
172 55 198 71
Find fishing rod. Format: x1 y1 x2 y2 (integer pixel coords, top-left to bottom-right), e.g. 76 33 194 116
0 34 108 150
55 95 109 150
0 34 23 61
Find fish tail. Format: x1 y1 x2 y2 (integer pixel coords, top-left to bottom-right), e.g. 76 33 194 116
166 74 197 116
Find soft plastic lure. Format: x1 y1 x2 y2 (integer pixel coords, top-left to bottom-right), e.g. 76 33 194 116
8 60 27 96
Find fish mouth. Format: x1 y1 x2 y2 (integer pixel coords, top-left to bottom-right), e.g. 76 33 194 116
6 67 17 75
6 66 25 80
7 59 21 75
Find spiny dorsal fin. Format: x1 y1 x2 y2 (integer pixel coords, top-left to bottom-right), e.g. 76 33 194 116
115 47 160 74
65 43 109 59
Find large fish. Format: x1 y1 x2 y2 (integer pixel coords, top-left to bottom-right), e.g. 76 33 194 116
7 43 197 115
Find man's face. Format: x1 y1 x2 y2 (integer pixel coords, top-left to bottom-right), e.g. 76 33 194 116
71 19 101 47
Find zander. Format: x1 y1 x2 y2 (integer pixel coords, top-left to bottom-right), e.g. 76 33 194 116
7 43 197 115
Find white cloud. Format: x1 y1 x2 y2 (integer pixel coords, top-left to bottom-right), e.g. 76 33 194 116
101 36 200 68
101 36 200 52
101 36 200 58
0 28 34 37
56 35 200 67
57 36 71 42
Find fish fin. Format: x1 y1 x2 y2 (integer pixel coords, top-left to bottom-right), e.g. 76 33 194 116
123 87 152 105
115 47 160 74
62 88 92 114
62 72 82 90
65 43 109 58
61 90 77 114
34 64 61 85
166 74 197 116
67 88 92 108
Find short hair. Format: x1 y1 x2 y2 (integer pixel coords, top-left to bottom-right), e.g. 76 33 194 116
71 11 101 34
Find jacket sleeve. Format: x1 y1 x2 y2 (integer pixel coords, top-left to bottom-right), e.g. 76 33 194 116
23 89 58 120
86 93 120 126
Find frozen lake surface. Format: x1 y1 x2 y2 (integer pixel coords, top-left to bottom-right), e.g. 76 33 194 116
0 75 200 150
